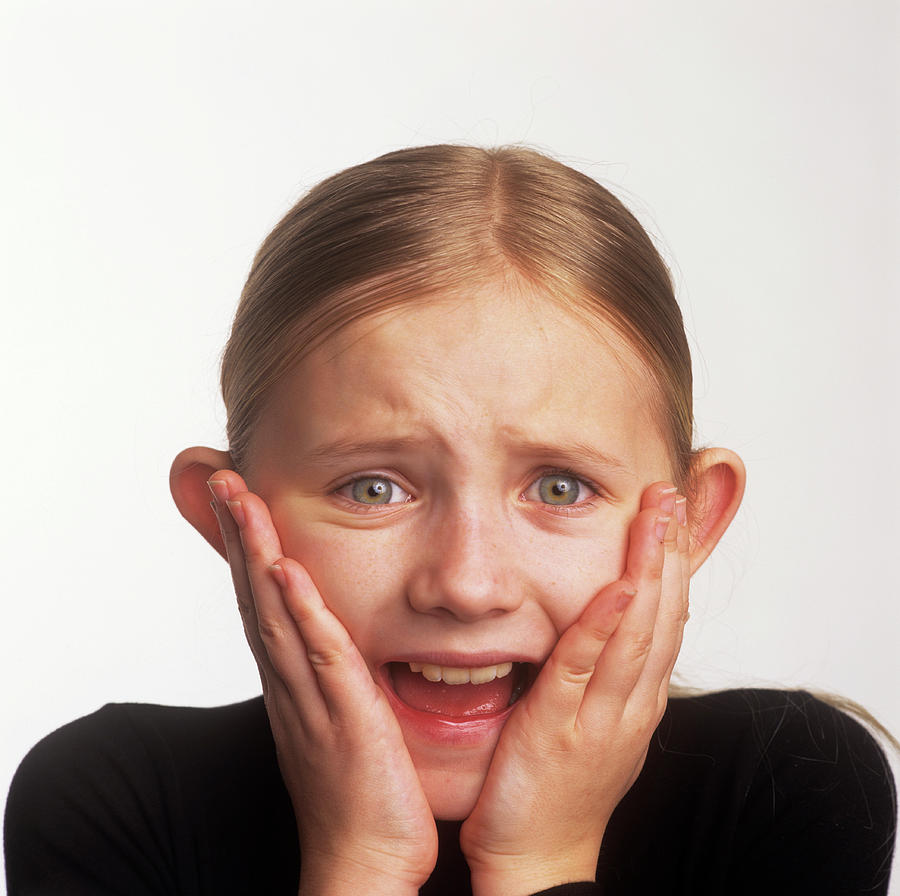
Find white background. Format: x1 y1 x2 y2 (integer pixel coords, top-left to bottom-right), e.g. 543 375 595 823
2 0 898 890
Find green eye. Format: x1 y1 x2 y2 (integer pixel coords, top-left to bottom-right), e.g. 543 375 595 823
536 474 582 506
341 476 411 506
350 477 395 504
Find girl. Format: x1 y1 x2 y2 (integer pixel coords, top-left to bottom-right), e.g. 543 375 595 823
5 145 895 895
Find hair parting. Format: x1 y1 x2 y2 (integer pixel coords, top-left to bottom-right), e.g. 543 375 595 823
221 144 695 489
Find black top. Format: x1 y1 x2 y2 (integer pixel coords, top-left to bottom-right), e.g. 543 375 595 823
4 690 896 895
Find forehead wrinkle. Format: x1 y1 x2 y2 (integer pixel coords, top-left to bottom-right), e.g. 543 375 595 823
498 428 630 474
262 280 671 480
301 362 472 465
301 432 437 466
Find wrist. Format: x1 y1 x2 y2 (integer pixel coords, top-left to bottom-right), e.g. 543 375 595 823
299 852 423 896
469 856 597 896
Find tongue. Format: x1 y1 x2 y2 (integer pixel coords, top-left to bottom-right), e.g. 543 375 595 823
391 664 516 718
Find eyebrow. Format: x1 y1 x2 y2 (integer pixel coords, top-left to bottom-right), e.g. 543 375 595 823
302 432 629 476
303 435 432 465
506 437 630 475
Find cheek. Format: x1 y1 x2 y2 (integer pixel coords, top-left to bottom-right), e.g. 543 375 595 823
267 499 635 643
269 510 411 640
522 521 630 634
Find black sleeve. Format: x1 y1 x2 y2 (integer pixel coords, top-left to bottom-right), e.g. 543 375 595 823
725 692 896 896
531 885 600 895
4 704 191 896
596 689 896 896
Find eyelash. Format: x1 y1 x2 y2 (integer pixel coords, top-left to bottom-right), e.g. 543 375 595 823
521 468 601 515
332 468 601 515
332 473 414 512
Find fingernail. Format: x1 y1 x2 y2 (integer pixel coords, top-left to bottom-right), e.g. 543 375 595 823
660 487 677 515
655 515 672 542
208 479 227 504
226 499 246 527
675 496 687 527
616 585 637 611
269 563 286 588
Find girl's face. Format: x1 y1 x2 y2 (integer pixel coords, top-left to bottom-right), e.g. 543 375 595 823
246 283 673 819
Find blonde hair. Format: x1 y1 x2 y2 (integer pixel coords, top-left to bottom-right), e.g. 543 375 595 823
221 144 693 483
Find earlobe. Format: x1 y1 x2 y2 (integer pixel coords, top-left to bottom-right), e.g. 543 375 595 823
170 446 234 560
687 447 746 575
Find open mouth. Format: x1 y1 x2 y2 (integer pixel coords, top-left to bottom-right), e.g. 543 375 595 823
387 661 535 719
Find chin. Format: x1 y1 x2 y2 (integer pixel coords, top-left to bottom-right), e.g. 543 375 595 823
377 660 531 819
417 763 487 820
400 726 498 820
393 709 504 820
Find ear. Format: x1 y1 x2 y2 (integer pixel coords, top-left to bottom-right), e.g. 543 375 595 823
687 447 746 575
170 446 234 560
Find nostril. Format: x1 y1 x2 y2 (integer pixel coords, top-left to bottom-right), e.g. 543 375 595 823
406 562 520 620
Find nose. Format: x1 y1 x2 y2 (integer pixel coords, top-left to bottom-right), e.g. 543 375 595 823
406 501 523 621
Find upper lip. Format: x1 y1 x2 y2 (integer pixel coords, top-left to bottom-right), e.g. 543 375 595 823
382 651 544 668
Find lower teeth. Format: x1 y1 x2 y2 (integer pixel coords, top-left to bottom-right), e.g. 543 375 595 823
508 676 525 706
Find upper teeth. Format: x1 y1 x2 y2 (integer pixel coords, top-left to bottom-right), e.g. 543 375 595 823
408 661 514 685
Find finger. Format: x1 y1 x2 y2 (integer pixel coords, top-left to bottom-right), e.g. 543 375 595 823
207 478 336 746
638 482 687 641
514 489 676 731
207 473 256 631
272 558 383 725
571 483 685 738
656 497 692 703
631 509 684 706
234 494 386 736
207 474 275 667
209 478 330 734
628 490 692 715
207 477 291 717
224 491 331 721
676 495 690 603
639 481 677 514
522 579 636 729
578 505 668 713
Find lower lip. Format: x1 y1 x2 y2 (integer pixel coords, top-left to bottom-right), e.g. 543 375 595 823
378 666 516 746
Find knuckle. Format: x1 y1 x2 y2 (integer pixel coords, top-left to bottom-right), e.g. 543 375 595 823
243 543 270 566
585 617 618 645
625 631 654 663
557 666 594 687
307 646 345 668
660 600 685 627
257 614 290 644
546 652 594 687
575 623 615 653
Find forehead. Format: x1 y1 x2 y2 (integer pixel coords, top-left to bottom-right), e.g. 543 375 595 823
249 282 672 480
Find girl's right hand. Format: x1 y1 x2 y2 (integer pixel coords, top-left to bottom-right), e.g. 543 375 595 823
207 471 438 896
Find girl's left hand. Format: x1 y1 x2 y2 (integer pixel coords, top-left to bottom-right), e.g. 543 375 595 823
460 482 689 896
